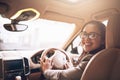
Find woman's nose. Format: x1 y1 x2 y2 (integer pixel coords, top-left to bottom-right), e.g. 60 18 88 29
84 36 91 41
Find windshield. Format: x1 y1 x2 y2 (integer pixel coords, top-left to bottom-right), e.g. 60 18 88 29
0 16 75 51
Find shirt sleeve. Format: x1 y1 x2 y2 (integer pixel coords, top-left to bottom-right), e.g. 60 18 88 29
43 54 93 80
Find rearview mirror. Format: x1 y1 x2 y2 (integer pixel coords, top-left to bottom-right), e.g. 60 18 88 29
3 23 28 32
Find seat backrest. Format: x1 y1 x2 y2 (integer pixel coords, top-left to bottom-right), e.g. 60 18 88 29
81 13 120 80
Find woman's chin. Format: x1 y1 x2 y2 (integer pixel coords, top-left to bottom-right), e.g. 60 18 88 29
84 48 92 52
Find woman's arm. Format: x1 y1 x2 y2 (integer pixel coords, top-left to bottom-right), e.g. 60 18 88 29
42 54 93 80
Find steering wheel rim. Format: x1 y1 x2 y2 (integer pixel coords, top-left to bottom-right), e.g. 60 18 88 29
41 48 71 69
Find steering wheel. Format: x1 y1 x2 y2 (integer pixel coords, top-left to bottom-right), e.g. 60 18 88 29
40 48 71 69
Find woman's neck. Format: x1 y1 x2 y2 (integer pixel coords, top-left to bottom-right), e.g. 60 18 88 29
89 45 105 54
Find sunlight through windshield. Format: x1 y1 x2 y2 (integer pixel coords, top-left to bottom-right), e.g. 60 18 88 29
0 16 75 50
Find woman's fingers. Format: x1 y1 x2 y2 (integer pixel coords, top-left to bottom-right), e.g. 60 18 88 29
64 63 68 69
64 62 73 69
40 58 53 72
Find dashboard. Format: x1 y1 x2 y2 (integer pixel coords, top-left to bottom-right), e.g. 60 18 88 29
0 54 30 80
0 49 66 80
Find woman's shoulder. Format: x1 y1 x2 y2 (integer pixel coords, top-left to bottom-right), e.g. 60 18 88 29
81 53 94 61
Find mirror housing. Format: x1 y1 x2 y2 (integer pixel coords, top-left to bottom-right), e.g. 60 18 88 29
3 23 28 32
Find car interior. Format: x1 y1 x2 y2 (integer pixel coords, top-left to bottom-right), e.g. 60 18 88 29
0 0 120 80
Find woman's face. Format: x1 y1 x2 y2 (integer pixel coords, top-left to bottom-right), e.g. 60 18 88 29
81 23 104 52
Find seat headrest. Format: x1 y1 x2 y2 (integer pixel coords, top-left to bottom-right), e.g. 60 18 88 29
106 13 120 48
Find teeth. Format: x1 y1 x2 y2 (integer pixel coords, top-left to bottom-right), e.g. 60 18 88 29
85 43 91 46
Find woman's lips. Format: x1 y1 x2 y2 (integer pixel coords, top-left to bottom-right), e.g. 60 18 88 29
85 42 92 46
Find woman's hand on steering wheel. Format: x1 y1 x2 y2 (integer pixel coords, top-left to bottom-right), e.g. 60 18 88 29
64 61 73 69
40 48 72 70
40 58 53 72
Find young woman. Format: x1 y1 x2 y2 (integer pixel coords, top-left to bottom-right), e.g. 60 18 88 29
40 20 106 80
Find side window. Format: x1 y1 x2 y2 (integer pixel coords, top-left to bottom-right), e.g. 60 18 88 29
66 35 81 54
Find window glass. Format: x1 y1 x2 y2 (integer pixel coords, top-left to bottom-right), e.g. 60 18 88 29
102 20 108 26
0 16 75 50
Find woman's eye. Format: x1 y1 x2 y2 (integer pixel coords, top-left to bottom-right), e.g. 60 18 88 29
91 33 96 37
83 34 87 37
89 33 95 37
